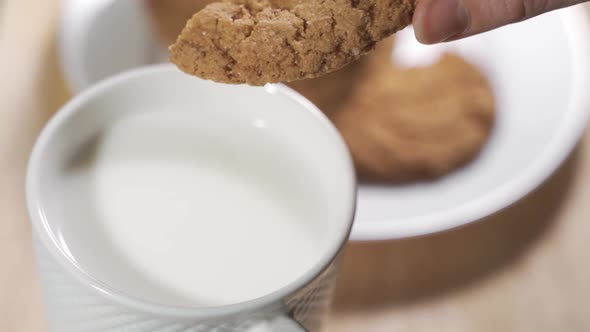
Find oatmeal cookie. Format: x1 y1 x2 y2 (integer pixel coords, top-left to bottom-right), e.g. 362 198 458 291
332 54 496 182
144 0 387 113
169 0 415 85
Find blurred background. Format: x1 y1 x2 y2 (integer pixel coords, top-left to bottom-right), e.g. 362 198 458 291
2 0 590 331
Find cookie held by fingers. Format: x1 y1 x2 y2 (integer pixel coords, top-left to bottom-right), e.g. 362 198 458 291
169 0 416 85
143 0 385 114
332 54 496 182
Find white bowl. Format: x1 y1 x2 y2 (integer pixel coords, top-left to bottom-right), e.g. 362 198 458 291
59 0 590 240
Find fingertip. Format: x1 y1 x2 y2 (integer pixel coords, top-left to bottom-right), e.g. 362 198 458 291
412 0 469 44
413 0 434 44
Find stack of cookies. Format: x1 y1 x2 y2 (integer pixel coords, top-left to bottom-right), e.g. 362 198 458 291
144 0 496 183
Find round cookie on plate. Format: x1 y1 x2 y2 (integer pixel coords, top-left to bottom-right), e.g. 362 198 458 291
332 42 496 182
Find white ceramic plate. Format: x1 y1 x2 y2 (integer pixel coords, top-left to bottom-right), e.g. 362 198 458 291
59 0 590 241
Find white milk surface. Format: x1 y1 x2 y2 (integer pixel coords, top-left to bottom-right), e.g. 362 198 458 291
56 111 326 307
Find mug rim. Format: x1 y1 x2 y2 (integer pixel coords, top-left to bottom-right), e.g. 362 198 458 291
26 64 357 319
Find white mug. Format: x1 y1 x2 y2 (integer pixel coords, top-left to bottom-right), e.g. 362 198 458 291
26 65 357 332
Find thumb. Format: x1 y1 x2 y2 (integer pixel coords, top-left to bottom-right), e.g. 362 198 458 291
413 0 586 44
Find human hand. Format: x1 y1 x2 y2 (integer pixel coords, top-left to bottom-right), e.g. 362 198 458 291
413 0 587 44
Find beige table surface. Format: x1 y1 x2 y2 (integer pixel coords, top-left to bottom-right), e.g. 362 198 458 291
2 0 590 331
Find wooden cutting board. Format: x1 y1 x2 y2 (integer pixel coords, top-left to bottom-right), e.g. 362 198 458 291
1 1 590 331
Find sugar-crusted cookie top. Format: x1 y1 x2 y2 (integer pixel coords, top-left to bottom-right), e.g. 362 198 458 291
170 0 415 85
